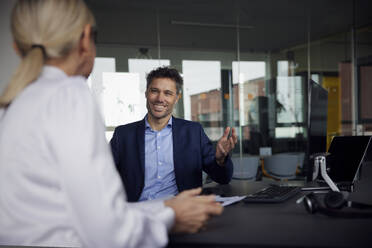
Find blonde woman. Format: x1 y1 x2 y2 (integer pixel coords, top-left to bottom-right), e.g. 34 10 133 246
0 0 222 247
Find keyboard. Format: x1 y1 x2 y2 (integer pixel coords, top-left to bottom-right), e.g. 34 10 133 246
243 185 301 203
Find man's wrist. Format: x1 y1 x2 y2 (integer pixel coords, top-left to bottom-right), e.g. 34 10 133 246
161 201 176 231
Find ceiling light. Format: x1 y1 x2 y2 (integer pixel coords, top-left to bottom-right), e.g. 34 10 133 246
171 20 254 29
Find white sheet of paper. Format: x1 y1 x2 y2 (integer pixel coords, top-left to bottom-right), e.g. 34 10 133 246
215 195 247 206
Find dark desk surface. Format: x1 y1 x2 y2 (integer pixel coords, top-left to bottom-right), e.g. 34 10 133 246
169 180 372 248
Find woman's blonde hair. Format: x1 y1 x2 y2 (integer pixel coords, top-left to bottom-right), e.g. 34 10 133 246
0 0 95 107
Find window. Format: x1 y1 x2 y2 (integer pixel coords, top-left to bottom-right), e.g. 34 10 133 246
182 60 222 140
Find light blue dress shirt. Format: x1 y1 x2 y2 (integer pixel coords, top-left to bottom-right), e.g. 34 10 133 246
139 116 179 201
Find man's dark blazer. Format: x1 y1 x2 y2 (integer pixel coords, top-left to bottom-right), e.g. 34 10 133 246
110 116 233 202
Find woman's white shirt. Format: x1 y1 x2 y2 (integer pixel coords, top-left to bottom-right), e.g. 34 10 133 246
0 66 174 247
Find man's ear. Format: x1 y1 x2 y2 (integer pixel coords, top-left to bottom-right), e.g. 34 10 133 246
175 93 181 103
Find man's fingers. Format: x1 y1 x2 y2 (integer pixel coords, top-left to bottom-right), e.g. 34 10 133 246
231 128 238 143
231 127 236 135
217 143 227 156
194 199 223 216
205 203 224 215
218 127 237 155
179 187 202 197
229 137 235 149
195 194 218 203
222 127 230 139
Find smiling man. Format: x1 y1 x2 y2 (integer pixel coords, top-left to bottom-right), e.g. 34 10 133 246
110 67 237 202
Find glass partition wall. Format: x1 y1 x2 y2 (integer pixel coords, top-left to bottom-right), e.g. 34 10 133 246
87 0 372 181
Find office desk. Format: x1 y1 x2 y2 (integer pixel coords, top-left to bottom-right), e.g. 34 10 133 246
169 180 372 248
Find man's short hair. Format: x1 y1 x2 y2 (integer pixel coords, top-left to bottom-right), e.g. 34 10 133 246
146 67 183 94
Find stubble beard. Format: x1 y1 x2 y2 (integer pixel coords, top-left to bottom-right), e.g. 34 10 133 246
147 101 172 121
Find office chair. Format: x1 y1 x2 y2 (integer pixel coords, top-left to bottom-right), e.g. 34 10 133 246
262 154 298 180
231 156 260 180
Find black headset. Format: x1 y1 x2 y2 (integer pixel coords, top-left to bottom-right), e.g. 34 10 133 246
303 191 372 218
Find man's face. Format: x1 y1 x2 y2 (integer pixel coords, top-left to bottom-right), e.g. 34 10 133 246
145 77 179 121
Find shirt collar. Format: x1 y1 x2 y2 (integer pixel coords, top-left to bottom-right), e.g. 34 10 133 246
40 65 68 80
145 115 173 131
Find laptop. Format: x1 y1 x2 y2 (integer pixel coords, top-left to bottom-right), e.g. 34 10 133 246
242 136 372 203
310 136 372 192
349 147 372 205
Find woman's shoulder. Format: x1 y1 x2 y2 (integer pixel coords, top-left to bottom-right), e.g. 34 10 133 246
35 75 95 113
52 75 91 98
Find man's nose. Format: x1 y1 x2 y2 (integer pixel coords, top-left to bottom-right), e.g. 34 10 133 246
156 92 165 102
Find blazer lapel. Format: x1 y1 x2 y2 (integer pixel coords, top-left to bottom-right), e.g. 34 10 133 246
136 118 146 177
172 117 184 190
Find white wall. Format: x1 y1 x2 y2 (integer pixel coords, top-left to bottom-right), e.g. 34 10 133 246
0 0 19 94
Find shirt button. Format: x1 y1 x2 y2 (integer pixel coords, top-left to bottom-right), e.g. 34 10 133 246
157 133 161 137
159 162 162 165
158 176 161 179
157 146 160 149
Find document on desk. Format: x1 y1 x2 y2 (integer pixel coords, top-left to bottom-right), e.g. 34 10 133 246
215 195 247 206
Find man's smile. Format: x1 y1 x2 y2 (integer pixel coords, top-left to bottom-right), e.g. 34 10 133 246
153 103 167 111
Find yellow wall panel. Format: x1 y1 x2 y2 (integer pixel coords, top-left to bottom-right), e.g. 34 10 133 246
322 76 341 150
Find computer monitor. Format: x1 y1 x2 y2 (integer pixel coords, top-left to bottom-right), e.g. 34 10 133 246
305 80 328 182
